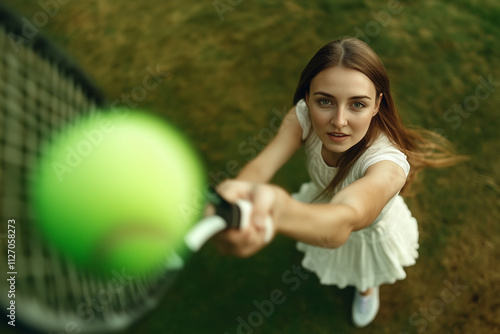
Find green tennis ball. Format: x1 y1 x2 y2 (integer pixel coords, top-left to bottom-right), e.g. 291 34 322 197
30 110 205 275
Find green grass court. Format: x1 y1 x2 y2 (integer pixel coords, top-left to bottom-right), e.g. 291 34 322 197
2 0 499 333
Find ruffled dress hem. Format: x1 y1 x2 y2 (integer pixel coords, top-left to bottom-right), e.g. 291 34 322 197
295 195 419 292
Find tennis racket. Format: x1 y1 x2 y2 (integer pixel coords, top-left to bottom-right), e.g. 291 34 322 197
0 4 272 333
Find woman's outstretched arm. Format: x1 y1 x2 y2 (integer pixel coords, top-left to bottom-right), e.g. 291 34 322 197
216 160 406 256
236 107 303 182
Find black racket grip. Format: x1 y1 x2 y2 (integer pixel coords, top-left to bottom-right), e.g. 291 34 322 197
206 186 273 242
207 187 242 229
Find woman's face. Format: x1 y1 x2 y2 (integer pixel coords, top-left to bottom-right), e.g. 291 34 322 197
306 66 381 166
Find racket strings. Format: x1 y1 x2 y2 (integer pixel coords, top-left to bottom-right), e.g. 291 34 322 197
0 10 170 332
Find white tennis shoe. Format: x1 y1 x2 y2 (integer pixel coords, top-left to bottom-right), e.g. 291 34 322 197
352 286 380 328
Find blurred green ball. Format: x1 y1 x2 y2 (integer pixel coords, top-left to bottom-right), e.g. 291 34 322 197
31 110 205 275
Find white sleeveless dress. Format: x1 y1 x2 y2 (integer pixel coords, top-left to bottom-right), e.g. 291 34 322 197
293 99 419 292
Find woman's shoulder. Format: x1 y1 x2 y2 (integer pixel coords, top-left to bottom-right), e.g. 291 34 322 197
295 99 312 141
357 133 410 177
367 133 395 150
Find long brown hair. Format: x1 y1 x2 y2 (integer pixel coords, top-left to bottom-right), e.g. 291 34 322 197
293 37 465 197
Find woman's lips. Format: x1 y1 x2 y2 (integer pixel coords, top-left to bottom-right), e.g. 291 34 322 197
327 132 349 142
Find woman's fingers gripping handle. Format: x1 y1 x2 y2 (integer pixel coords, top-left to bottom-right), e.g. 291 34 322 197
236 199 274 243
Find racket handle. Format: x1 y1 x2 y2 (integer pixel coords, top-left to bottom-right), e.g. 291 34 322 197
211 190 273 242
184 192 274 252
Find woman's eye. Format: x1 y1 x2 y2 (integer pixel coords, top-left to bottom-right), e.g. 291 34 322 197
352 102 365 109
318 99 331 106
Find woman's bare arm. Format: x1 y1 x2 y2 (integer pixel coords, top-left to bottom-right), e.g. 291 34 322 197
216 160 407 256
276 160 407 247
237 107 303 182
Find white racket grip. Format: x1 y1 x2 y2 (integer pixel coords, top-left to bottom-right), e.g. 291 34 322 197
236 199 274 243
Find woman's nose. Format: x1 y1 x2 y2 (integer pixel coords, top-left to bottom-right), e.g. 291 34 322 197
331 107 347 128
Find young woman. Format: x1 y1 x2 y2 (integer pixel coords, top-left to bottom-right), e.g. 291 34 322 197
214 37 463 327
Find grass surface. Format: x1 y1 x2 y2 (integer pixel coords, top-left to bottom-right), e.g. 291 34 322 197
2 0 500 333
